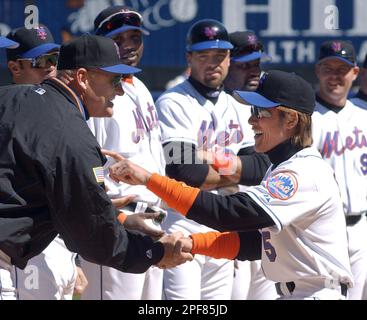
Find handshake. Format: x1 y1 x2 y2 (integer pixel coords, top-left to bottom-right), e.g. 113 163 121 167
155 232 194 269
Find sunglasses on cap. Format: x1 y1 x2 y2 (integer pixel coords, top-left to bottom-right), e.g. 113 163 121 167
232 43 263 57
96 11 143 34
251 106 272 119
17 52 59 69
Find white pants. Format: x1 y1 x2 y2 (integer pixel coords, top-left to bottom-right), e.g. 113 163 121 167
247 260 279 300
15 236 77 300
347 215 367 300
163 254 234 300
80 208 164 300
162 211 234 300
0 250 16 300
81 260 163 300
231 260 251 300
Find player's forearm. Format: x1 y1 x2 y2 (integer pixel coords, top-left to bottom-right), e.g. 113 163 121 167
146 173 275 232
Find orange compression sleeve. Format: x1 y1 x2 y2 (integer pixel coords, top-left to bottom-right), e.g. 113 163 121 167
146 173 200 216
190 231 240 260
117 212 127 224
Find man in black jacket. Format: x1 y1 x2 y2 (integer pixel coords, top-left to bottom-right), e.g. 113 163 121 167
0 34 192 299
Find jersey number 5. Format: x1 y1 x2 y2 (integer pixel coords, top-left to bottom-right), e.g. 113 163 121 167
262 231 277 262
361 153 367 175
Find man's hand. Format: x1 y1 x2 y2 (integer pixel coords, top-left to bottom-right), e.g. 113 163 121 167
174 236 193 257
156 232 194 269
124 212 165 239
111 194 136 209
102 149 152 185
73 266 88 296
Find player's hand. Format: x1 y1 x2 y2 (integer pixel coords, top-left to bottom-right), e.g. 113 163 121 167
173 236 194 258
124 212 165 239
111 194 137 209
156 232 194 269
102 149 152 185
73 266 88 296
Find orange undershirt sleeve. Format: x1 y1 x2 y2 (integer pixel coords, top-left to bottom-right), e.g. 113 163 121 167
117 212 127 225
146 173 200 216
190 231 240 260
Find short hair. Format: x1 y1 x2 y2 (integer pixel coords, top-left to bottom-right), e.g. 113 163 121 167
278 106 313 148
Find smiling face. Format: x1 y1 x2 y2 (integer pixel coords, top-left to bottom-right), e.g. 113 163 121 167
315 58 359 106
187 49 230 89
248 106 297 153
112 30 143 67
82 68 124 117
224 58 261 92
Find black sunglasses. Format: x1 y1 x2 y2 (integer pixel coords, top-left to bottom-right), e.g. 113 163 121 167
17 52 59 69
96 11 143 34
251 106 272 119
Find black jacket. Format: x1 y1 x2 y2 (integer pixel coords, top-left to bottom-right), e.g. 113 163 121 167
0 79 163 271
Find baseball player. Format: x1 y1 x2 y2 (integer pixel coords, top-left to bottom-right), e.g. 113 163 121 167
81 6 167 300
107 70 354 300
155 19 270 300
224 30 278 300
5 25 83 300
351 53 367 111
312 40 367 299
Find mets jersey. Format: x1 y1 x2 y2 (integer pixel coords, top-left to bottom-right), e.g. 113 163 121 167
245 147 353 286
312 100 367 216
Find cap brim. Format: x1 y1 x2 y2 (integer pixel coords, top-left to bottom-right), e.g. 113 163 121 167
234 91 280 108
21 43 60 58
0 37 19 49
103 26 150 37
231 51 271 63
99 64 141 74
188 40 233 52
318 56 355 66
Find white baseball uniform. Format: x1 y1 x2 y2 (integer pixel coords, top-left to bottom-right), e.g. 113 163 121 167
156 79 255 299
245 146 353 299
312 99 367 299
81 76 166 300
15 235 77 300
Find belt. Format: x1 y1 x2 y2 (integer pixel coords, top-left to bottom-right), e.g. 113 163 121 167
275 281 347 297
123 202 156 213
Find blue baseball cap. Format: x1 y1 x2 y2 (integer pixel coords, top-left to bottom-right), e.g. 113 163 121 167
186 19 233 52
229 31 270 63
57 34 140 75
0 36 18 49
234 70 315 115
94 6 149 38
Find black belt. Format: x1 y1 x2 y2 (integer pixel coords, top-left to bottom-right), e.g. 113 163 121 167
346 215 362 226
275 281 347 297
123 202 156 213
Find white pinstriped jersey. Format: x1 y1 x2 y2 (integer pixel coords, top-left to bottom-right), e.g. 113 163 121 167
312 100 367 216
350 96 367 111
88 77 165 205
155 79 254 233
245 147 353 286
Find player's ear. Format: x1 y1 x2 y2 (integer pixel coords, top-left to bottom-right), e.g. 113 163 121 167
7 60 21 78
75 68 88 91
186 52 192 66
285 110 298 130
